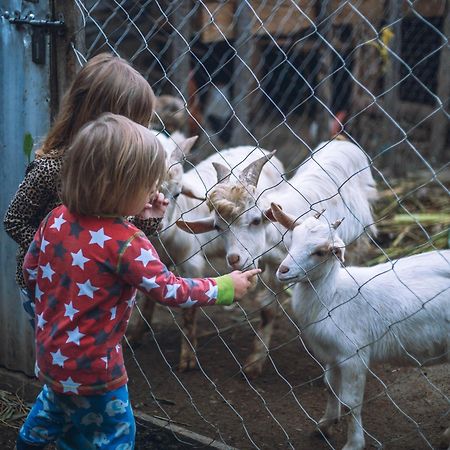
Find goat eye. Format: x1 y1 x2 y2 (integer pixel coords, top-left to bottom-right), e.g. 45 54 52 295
173 192 181 199
251 218 261 226
214 224 221 231
313 249 327 257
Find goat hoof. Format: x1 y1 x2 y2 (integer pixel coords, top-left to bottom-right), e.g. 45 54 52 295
243 362 263 380
178 357 197 372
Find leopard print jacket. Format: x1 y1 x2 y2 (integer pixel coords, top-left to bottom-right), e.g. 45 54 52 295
3 151 161 289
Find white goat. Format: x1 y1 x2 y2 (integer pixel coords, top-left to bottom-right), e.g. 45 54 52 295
128 136 284 371
273 208 450 450
177 139 378 378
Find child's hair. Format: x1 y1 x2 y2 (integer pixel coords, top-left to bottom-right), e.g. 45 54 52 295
38 53 155 157
61 113 166 217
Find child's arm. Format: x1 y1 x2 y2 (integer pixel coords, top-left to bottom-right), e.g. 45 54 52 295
3 158 59 251
22 221 45 298
128 216 162 237
119 232 258 307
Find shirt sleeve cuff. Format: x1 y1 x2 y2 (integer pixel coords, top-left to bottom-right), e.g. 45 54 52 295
213 275 234 305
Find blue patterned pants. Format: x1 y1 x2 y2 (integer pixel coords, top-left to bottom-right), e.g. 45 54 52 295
17 384 135 449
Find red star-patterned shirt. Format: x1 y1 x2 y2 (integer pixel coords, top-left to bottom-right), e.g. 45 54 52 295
23 205 234 396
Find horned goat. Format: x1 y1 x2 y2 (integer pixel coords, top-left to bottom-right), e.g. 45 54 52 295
127 136 284 372
273 207 450 450
177 139 378 378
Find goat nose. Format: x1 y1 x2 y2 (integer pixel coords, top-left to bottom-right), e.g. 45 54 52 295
227 254 240 265
278 265 290 274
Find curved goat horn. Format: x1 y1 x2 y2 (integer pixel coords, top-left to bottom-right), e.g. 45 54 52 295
239 150 277 187
212 162 232 184
331 217 345 229
314 209 326 219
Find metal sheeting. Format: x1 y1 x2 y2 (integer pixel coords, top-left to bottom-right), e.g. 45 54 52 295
0 0 51 376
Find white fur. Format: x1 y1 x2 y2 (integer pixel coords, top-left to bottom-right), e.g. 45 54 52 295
129 137 284 372
277 216 450 450
187 139 378 378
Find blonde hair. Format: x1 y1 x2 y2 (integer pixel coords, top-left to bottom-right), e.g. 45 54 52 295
61 114 166 217
38 53 155 157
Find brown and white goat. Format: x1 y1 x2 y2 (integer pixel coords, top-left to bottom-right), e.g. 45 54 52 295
177 139 378 378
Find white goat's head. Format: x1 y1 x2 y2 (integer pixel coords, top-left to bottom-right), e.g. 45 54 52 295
272 204 345 283
176 151 277 270
157 133 198 230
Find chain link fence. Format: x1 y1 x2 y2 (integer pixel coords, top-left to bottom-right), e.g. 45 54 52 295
67 1 450 449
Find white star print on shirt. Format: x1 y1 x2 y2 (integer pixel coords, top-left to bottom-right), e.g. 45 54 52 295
71 249 90 270
206 282 218 302
76 279 99 299
126 298 134 308
26 268 37 280
51 349 68 367
88 228 112 248
66 326 85 346
40 238 49 253
135 248 157 266
64 301 79 321
37 312 47 330
40 262 55 281
60 376 81 394
35 284 43 302
165 283 180 299
179 297 198 308
110 306 117 320
50 213 66 231
139 276 159 292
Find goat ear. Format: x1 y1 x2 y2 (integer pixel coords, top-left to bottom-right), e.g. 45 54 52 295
270 203 297 230
170 136 198 164
181 185 206 201
263 207 277 222
178 135 198 155
176 217 215 234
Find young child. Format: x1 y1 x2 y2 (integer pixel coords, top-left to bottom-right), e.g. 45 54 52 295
16 113 260 449
3 52 159 328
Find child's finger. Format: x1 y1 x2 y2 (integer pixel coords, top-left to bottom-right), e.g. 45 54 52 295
243 268 261 278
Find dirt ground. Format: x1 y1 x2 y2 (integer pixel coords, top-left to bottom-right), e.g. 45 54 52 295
1 280 448 450
124 300 449 450
0 420 196 449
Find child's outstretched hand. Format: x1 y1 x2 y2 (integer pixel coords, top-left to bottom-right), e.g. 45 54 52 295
138 192 169 220
229 268 261 300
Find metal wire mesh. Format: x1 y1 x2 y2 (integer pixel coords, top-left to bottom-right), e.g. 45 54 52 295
70 1 449 449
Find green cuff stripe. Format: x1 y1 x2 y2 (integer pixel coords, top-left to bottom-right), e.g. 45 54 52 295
214 275 234 305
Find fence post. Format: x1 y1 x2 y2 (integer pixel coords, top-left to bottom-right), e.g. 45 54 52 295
50 1 85 119
316 0 334 143
384 0 402 175
171 1 191 135
430 1 450 160
231 0 255 146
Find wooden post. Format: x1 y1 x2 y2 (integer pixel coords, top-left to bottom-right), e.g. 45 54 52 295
171 1 192 135
430 1 450 161
384 0 402 175
50 0 85 119
315 0 334 144
231 1 255 146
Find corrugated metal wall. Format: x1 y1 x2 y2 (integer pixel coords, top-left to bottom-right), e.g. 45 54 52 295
0 0 51 376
